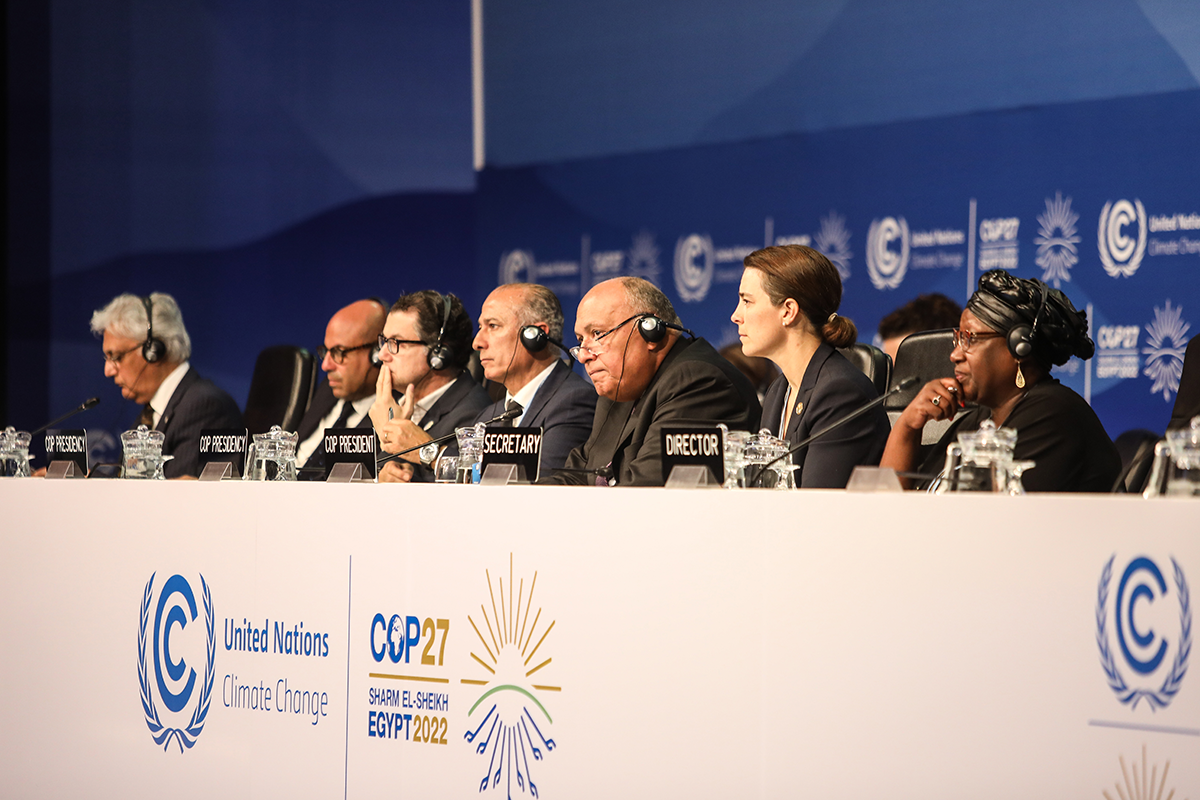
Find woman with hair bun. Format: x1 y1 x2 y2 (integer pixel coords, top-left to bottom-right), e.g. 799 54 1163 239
731 244 890 488
881 269 1120 492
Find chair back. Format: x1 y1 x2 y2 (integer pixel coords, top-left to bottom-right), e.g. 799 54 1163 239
243 345 317 435
1169 334 1200 430
837 343 891 396
885 329 960 445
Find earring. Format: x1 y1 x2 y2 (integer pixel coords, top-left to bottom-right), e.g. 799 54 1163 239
1015 362 1026 389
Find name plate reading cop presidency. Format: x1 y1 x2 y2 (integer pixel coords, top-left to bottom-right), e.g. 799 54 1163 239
198 428 248 478
481 426 543 482
323 427 377 481
660 426 724 485
45 428 88 475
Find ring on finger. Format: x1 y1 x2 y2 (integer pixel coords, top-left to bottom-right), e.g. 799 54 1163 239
931 396 941 407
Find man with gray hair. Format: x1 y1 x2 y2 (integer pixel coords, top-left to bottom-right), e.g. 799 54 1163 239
91 292 242 478
541 277 761 486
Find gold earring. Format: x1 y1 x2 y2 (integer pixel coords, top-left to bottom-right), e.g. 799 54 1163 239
1015 362 1026 389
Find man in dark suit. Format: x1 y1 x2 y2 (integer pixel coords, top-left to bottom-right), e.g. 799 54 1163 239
294 299 387 471
370 290 490 482
470 283 596 475
91 292 242 478
542 277 761 486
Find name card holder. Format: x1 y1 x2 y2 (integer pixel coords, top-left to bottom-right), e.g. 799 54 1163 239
323 427 376 482
845 466 903 493
480 463 522 485
660 426 724 486
198 462 233 482
480 426 543 484
46 461 84 479
327 462 364 483
665 464 719 488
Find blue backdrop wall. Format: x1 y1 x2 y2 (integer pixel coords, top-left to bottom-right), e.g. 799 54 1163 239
5 0 1199 449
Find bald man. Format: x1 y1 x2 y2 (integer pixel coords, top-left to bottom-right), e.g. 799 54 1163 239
295 299 388 470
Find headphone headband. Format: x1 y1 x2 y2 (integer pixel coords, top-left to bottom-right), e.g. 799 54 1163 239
426 293 455 371
141 295 167 363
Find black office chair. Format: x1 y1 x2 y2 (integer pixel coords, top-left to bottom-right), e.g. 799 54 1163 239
243 345 318 435
1112 431 1162 494
1168 334 1200 430
884 328 963 444
838 343 891 396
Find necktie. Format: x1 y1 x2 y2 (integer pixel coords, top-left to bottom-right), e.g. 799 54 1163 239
502 399 523 427
135 403 155 429
330 400 357 430
302 402 357 470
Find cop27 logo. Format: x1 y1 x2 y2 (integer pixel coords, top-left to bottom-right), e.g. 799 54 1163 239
673 234 714 303
1098 199 1147 278
1096 555 1191 710
138 572 216 751
865 216 909 290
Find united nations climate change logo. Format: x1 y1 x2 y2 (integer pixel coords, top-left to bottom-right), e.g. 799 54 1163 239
1096 555 1191 711
1098 199 1147 278
138 572 216 751
673 233 714 302
865 216 909 290
500 249 536 285
464 556 559 798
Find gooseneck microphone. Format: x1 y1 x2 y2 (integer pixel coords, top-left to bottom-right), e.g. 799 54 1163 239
753 377 920 487
375 405 523 468
29 397 101 436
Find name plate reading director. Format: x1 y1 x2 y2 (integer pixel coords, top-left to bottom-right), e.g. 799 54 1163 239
323 428 377 480
199 429 248 478
481 426 543 482
45 429 89 475
660 427 724 485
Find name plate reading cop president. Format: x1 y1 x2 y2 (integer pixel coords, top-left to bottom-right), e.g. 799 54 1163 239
660 426 724 485
198 428 248 478
45 428 88 475
481 426 544 482
323 427 377 481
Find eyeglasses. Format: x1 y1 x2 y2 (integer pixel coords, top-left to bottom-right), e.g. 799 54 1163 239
951 328 1004 354
317 342 374 364
568 314 641 360
377 334 427 355
103 344 141 365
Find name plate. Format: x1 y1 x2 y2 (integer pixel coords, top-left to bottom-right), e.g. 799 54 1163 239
45 429 88 475
199 429 248 478
323 428 377 481
481 426 543 482
660 426 724 485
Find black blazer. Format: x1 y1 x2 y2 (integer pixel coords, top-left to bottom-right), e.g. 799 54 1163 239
295 381 375 469
759 343 890 489
412 373 491 482
473 359 597 474
155 366 244 478
549 337 761 486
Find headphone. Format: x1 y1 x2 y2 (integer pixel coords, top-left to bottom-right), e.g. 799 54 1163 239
519 325 573 361
426 294 454 371
140 296 167 363
366 296 387 367
635 315 694 344
1006 282 1049 359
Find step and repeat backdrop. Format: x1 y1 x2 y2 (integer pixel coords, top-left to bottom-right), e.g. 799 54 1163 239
1 482 1197 797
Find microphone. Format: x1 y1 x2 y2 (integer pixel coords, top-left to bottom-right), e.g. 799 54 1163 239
29 397 101 436
753 377 920 487
375 405 523 467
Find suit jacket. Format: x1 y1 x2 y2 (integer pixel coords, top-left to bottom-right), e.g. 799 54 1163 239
472 359 597 475
155 366 244 478
411 373 492 482
1169 333 1200 430
547 337 761 486
295 381 375 469
759 343 890 489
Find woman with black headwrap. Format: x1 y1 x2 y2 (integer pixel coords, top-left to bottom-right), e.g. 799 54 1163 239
881 269 1121 492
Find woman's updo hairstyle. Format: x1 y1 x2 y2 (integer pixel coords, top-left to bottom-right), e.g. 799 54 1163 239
742 244 857 348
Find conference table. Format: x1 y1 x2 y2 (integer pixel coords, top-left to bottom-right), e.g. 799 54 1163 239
1 480 1197 798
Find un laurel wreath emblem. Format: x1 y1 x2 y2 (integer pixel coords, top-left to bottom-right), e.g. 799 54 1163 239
1095 555 1191 711
138 572 216 752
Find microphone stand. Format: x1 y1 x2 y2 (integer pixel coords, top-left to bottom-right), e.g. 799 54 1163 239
753 377 919 487
29 398 101 436
375 406 521 468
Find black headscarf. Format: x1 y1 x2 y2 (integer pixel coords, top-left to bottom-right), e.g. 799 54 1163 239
965 269 1095 366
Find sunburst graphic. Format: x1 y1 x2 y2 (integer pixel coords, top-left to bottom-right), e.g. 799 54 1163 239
627 230 661 282
814 211 853 279
1034 192 1081 288
1102 744 1189 800
464 554 558 797
1143 301 1191 401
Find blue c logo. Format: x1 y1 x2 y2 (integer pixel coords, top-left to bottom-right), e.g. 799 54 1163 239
153 574 198 712
1116 557 1168 675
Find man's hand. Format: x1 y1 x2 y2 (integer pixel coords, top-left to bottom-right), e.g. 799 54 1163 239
368 367 402 429
378 461 415 483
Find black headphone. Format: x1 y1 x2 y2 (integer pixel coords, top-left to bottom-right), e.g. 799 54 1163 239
140 296 167 363
426 294 454 371
519 325 573 361
366 296 387 367
635 314 694 344
1006 282 1049 359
